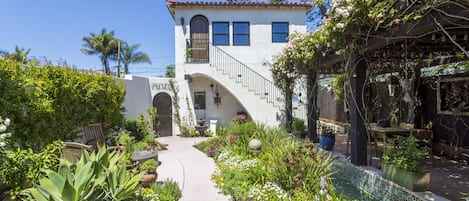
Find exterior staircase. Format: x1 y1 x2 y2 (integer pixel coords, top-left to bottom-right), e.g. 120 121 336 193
208 44 283 108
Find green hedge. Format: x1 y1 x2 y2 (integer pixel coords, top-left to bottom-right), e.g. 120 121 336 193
0 59 125 150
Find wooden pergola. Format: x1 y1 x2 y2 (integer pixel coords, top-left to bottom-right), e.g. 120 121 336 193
306 1 469 165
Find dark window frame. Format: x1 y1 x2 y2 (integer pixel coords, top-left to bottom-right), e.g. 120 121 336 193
212 21 230 46
194 91 206 110
272 22 289 43
233 22 250 46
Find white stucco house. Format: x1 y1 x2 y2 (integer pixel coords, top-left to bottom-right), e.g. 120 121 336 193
122 1 311 137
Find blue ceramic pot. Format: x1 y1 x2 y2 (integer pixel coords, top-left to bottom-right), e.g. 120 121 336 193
320 135 335 150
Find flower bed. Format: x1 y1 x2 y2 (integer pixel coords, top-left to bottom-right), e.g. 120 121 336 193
196 122 339 201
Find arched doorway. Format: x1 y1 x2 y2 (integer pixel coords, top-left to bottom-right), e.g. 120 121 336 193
153 93 172 137
190 15 209 62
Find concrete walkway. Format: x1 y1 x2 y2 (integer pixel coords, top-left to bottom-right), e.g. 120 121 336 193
156 136 230 201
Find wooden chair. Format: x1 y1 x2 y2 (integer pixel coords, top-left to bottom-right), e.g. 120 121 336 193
83 123 106 148
61 142 92 163
83 123 121 151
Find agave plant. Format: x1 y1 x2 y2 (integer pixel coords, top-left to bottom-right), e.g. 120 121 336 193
25 147 141 201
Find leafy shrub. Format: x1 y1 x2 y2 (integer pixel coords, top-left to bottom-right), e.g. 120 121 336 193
211 124 338 201
383 136 430 172
0 59 125 150
150 179 182 201
292 118 305 133
140 159 158 173
137 113 153 139
0 141 64 200
125 118 139 139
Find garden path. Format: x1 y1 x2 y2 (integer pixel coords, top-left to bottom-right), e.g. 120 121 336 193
156 136 230 201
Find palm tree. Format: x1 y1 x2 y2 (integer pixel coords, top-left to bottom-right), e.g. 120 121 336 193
119 43 152 74
165 64 175 78
81 28 119 74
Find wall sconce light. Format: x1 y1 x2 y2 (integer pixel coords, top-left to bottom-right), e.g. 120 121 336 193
386 75 399 97
210 84 222 108
184 74 192 82
180 17 185 25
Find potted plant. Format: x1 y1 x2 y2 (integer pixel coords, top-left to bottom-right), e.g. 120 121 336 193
292 119 306 139
140 159 158 187
382 136 430 191
319 124 335 150
186 48 193 62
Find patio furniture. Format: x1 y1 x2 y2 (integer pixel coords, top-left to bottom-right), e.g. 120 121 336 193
83 123 120 151
369 123 433 165
83 123 105 148
61 142 92 163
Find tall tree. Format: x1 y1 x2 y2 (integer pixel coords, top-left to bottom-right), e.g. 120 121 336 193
119 43 152 74
165 64 175 78
81 28 119 74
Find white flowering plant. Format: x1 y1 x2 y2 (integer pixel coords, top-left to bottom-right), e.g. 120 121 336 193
0 116 12 149
248 181 289 201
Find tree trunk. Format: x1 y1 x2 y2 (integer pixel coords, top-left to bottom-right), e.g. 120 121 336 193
307 72 318 142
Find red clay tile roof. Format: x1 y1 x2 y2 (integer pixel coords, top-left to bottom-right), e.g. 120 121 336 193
167 0 312 8
166 1 313 17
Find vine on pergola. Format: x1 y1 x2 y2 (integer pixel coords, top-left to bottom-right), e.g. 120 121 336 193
271 0 464 80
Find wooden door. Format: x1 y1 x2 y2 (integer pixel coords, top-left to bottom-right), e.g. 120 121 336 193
153 93 172 137
190 15 209 62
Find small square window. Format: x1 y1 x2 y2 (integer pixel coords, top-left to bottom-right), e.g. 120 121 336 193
194 91 206 110
212 22 229 45
233 22 250 45
272 22 289 43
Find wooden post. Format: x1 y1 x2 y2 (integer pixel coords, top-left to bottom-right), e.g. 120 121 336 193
349 59 367 166
307 71 318 142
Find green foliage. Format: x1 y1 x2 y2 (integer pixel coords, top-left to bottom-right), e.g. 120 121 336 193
143 134 156 144
331 73 348 102
194 140 210 153
0 141 64 199
118 132 136 163
25 147 141 201
165 64 175 78
0 59 125 150
209 123 338 200
383 136 430 172
119 42 152 75
140 159 158 173
148 107 159 136
137 113 153 140
81 28 119 74
124 118 139 140
292 119 306 133
150 179 182 201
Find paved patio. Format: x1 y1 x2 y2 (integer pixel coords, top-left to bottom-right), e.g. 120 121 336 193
332 133 469 201
156 136 230 201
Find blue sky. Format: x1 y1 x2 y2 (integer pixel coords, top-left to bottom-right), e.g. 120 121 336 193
0 0 175 77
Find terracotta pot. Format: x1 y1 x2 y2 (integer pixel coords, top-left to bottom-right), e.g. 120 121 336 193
141 172 158 187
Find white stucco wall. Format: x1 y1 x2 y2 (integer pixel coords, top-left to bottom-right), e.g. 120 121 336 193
190 75 246 126
120 75 153 120
170 5 307 128
121 75 196 136
174 7 307 79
